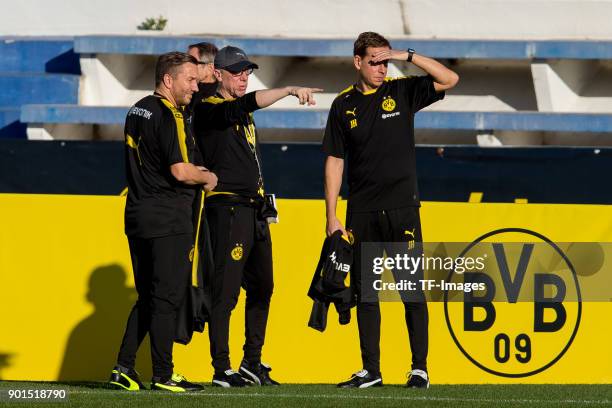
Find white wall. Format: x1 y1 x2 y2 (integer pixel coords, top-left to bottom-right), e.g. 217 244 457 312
402 0 612 39
0 0 404 37
3 0 612 38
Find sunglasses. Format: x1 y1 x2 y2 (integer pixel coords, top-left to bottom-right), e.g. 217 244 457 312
224 67 254 77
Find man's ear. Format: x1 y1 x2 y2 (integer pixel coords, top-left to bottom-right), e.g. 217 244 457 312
353 55 362 71
213 69 223 82
162 73 173 89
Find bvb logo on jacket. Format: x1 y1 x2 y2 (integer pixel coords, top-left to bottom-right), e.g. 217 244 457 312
231 244 244 261
382 96 396 112
381 96 400 120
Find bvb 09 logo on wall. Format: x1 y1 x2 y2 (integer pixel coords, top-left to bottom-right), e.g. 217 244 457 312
443 228 582 377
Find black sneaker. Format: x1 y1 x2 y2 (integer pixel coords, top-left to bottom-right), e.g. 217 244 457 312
239 360 280 386
406 369 430 389
212 369 252 387
109 365 146 391
337 370 383 388
151 373 203 392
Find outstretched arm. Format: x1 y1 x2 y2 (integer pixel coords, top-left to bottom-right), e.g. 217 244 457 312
255 86 323 108
195 87 323 128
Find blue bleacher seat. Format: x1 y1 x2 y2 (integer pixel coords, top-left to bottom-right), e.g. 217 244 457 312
0 37 80 138
8 35 612 139
20 105 612 133
0 38 79 74
0 74 79 106
74 35 612 59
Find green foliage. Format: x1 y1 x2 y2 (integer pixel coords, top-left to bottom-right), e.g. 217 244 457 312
137 16 168 31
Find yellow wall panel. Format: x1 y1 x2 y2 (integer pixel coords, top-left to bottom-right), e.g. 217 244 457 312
0 194 610 384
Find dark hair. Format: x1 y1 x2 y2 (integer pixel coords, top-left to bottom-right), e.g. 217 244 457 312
154 52 198 87
353 32 391 57
188 42 218 64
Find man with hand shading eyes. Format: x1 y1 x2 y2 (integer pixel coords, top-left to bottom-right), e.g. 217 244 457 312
323 31 459 389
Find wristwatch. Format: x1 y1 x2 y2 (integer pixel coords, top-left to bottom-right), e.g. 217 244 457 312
407 48 415 62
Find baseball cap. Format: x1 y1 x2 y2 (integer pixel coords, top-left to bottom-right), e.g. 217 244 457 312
214 46 259 73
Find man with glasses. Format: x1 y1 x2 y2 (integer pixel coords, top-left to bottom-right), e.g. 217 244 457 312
187 42 219 108
193 45 321 387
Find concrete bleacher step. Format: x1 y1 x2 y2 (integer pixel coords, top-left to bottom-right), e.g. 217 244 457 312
8 35 612 143
0 73 79 106
0 38 80 138
74 35 612 117
0 38 79 74
21 105 124 125
20 104 612 133
74 35 612 59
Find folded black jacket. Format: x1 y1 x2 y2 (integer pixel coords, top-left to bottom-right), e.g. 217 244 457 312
307 230 356 332
175 190 213 345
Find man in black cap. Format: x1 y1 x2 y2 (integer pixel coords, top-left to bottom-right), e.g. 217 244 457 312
193 45 321 387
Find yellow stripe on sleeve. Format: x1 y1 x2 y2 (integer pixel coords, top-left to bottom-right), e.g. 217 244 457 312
160 99 189 163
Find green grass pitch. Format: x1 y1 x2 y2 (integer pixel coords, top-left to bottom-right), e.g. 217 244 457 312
0 382 610 407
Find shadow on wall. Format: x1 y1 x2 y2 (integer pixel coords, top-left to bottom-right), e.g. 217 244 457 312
0 121 27 139
57 264 152 381
45 49 81 75
0 353 14 379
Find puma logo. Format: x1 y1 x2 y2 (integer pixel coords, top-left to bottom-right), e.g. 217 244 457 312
404 228 415 238
345 108 357 117
405 229 416 250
